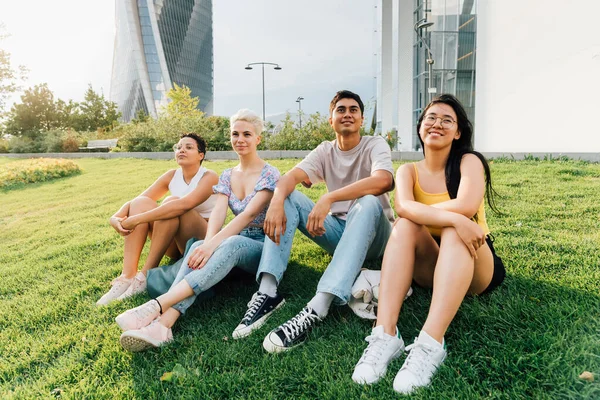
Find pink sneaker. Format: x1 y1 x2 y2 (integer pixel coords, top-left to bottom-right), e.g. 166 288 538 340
120 319 173 352
96 275 133 306
115 299 161 331
117 271 147 300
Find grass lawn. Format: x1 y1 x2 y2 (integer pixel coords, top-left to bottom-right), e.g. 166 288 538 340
1 157 599 399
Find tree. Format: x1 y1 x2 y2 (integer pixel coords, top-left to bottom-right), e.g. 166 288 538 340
0 26 27 113
4 83 60 140
161 83 203 118
75 84 120 132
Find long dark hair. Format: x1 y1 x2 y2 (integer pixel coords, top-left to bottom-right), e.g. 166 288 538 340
416 94 498 215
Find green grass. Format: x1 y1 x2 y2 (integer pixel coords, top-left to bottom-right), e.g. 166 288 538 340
1 157 599 399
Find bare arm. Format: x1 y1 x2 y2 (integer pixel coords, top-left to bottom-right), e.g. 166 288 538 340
429 154 486 218
204 193 229 241
307 169 393 237
263 168 309 244
122 171 218 230
109 170 173 234
187 190 275 269
394 163 486 258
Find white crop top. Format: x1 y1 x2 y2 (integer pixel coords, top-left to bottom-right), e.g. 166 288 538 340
168 167 217 218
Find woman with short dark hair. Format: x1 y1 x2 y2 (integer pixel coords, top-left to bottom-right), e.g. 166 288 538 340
97 133 218 305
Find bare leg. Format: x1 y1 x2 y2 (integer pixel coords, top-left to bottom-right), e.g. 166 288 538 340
122 196 157 278
140 199 208 275
154 279 195 328
376 218 439 335
421 227 494 343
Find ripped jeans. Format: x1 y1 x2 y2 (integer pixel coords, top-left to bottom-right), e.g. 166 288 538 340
170 227 265 314
256 190 392 305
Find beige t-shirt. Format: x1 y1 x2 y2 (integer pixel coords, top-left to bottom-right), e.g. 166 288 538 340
296 135 395 222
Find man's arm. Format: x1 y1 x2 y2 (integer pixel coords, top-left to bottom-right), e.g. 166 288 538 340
306 170 393 236
263 167 309 244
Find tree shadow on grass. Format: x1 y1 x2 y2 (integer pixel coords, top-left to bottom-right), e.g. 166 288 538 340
128 266 600 399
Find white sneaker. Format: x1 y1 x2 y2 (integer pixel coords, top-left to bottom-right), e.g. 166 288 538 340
115 299 161 331
352 325 405 385
96 275 133 306
117 271 147 300
120 318 173 352
393 331 447 394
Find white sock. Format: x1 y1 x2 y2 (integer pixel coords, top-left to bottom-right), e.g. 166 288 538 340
418 330 444 349
258 273 278 297
307 292 335 318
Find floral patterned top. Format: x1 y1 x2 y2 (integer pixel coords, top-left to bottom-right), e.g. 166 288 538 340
213 164 280 226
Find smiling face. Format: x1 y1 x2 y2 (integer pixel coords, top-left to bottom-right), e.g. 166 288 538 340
173 137 204 166
418 103 460 150
329 98 364 136
230 120 261 156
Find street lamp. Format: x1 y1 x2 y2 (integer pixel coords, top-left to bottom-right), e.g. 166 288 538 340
296 96 304 129
414 18 436 101
244 62 282 122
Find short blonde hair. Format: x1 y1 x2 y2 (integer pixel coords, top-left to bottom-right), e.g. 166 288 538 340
230 109 263 136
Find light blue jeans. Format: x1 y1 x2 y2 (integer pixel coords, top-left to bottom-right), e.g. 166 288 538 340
257 190 392 305
170 227 265 314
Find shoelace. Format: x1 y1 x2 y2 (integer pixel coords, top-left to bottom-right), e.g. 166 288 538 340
242 293 267 322
358 333 388 364
110 276 130 290
280 308 319 341
403 341 437 379
132 302 158 320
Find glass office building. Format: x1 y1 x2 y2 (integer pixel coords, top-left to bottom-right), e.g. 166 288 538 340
110 0 213 122
376 0 476 150
412 0 476 149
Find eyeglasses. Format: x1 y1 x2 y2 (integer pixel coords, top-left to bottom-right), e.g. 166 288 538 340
173 143 199 152
423 114 456 129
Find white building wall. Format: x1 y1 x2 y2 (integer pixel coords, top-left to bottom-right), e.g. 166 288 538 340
475 0 600 152
397 0 414 151
380 0 395 137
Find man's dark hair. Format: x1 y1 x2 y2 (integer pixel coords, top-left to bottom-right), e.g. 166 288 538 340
181 133 207 155
329 90 364 115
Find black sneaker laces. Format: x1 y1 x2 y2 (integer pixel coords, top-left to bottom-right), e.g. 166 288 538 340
242 292 267 322
280 308 319 341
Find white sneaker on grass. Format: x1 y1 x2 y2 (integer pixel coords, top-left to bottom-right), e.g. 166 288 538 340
115 299 161 331
393 330 447 394
96 275 132 306
117 271 147 300
352 325 404 385
120 318 173 352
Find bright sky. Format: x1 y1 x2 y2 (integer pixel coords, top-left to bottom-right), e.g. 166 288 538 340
0 0 377 120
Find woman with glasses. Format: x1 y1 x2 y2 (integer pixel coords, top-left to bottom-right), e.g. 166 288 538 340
115 109 281 352
352 94 505 394
97 133 218 306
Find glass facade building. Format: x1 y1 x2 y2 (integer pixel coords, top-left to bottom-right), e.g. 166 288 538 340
412 0 477 149
110 0 213 122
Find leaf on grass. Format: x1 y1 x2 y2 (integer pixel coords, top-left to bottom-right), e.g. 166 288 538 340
160 372 173 382
160 364 187 383
579 371 594 382
50 387 62 397
222 336 229 341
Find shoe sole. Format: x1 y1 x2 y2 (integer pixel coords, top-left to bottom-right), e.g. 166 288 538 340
352 345 404 385
232 299 286 340
120 331 163 352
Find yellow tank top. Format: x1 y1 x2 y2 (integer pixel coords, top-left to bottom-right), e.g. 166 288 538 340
412 163 490 237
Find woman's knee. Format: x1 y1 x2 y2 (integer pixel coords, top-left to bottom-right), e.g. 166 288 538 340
392 217 422 236
162 195 180 203
129 196 157 213
439 226 461 243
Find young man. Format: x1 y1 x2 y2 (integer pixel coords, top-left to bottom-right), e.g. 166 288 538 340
232 90 395 352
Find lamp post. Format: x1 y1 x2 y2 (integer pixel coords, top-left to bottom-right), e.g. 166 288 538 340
244 62 282 122
414 18 436 101
296 96 304 129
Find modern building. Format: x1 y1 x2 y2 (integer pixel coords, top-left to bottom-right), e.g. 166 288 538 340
110 0 213 122
377 0 600 153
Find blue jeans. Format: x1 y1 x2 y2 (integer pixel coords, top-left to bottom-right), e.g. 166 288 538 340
170 227 265 314
257 190 392 305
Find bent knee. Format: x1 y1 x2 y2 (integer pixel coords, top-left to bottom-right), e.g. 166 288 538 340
356 194 379 208
130 196 157 212
393 217 422 234
440 226 460 241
